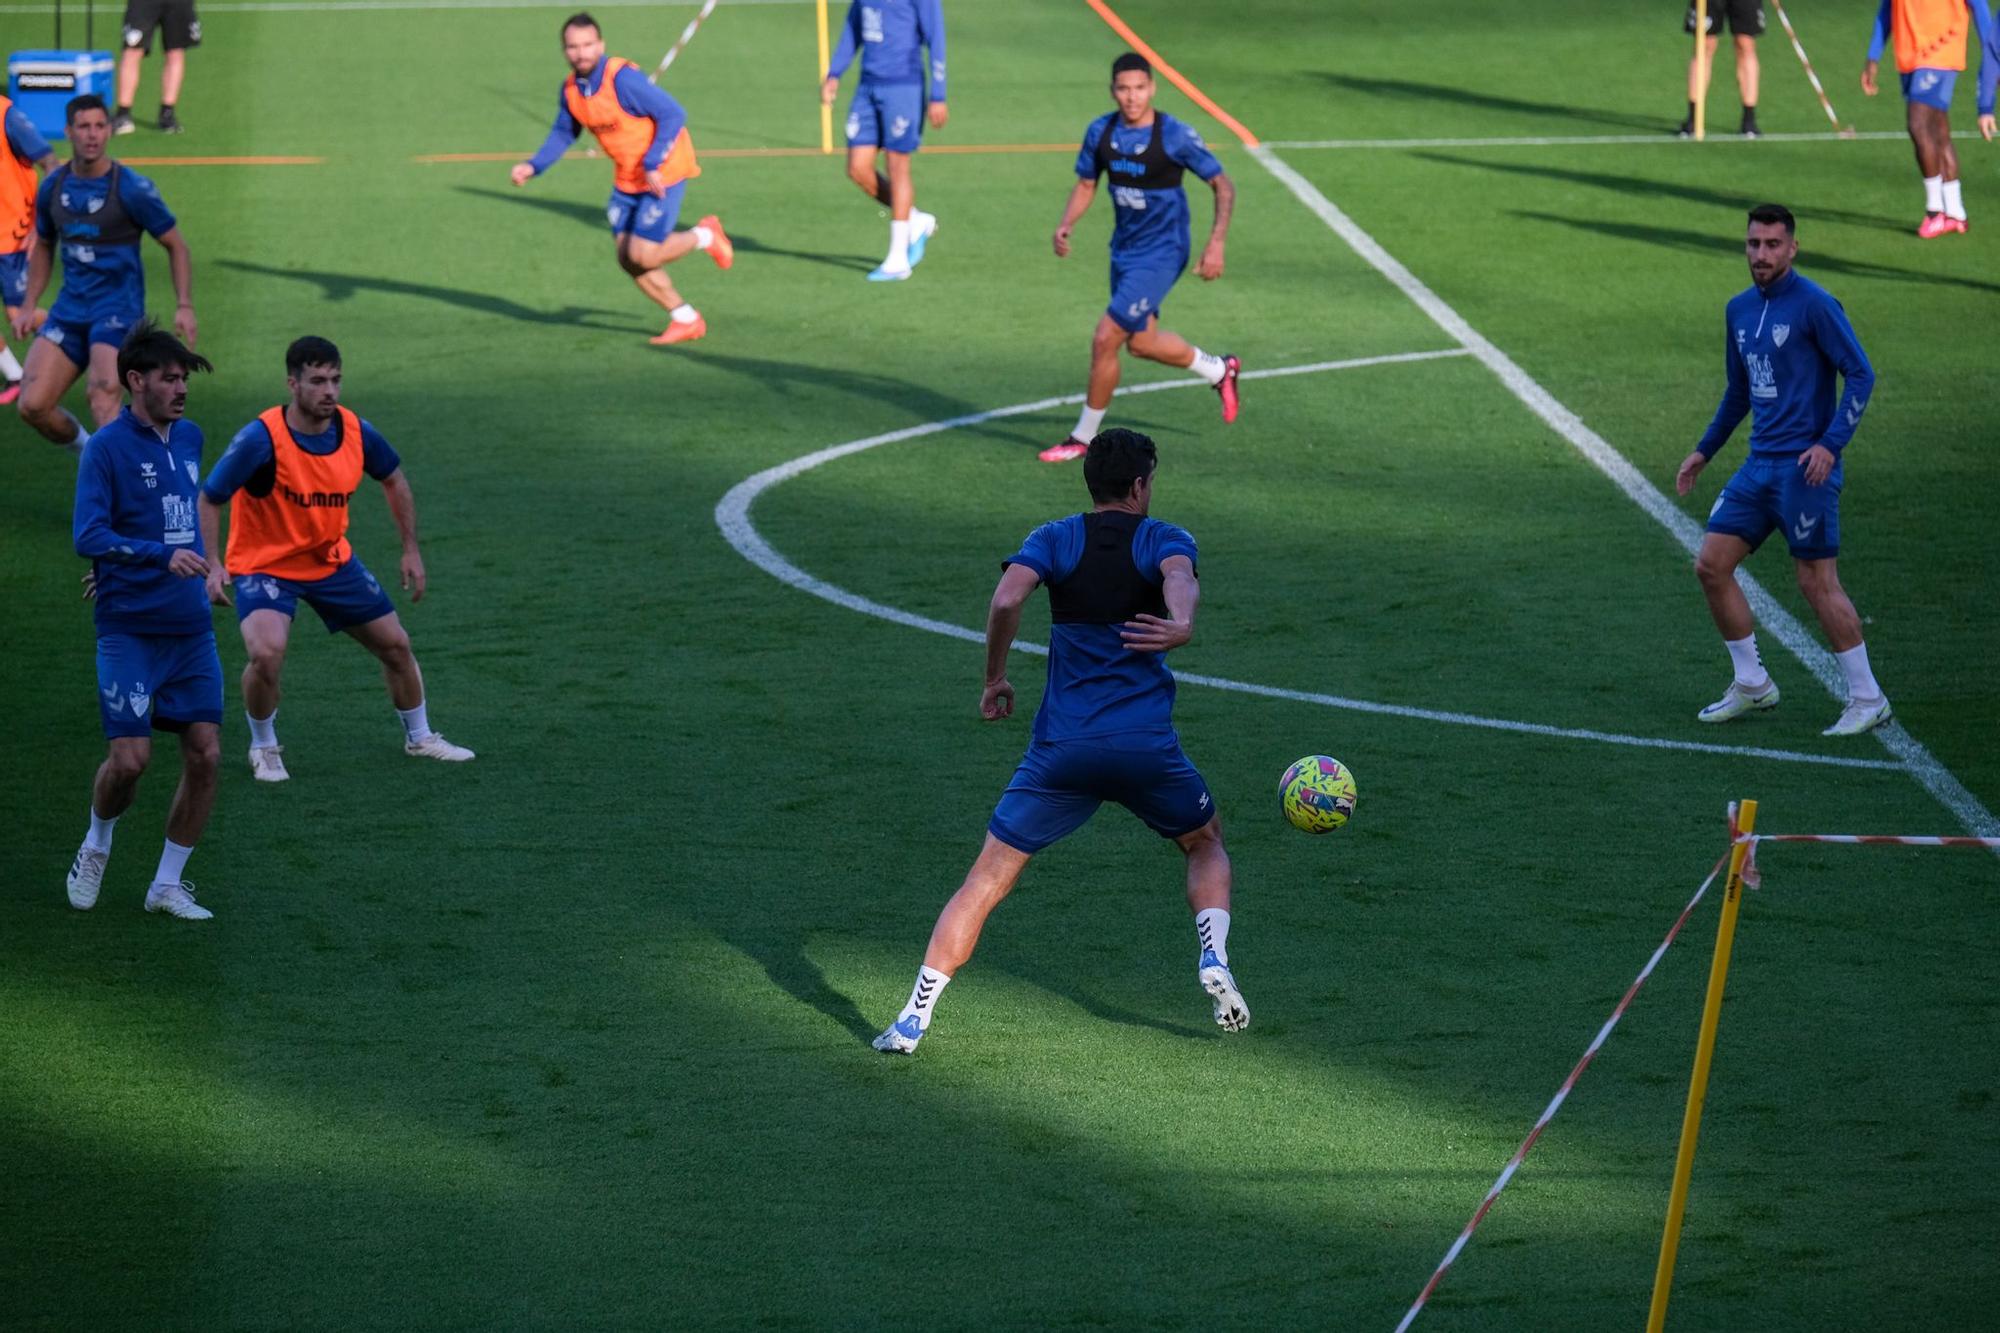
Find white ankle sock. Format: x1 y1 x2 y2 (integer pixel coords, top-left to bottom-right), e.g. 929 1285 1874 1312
691 224 715 249
1836 642 1882 702
670 303 699 325
886 219 912 269
85 808 118 853
1724 634 1768 688
153 838 192 887
1196 907 1231 966
247 710 278 748
1942 178 1966 221
1072 404 1107 443
1189 348 1227 385
0 345 20 379
897 964 951 1031
65 425 88 456
396 700 433 742
1924 175 1945 213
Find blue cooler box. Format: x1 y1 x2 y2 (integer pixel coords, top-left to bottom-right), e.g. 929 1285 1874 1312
7 50 116 140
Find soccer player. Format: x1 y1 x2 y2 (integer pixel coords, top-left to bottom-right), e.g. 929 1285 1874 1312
197 336 473 781
114 0 202 135
1675 205 1889 737
1678 0 1766 139
509 11 733 346
1044 54 1239 466
66 321 222 922
12 95 196 454
1 92 58 406
1861 0 1999 236
820 0 947 281
872 429 1248 1054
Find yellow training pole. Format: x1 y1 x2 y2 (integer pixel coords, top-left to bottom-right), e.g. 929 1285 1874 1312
1646 797 1757 1332
1692 0 1709 141
817 0 834 153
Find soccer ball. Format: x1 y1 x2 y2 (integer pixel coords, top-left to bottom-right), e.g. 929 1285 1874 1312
1280 755 1357 834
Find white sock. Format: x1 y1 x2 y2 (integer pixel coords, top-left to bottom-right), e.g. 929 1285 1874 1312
1942 178 1966 221
1723 634 1769 689
153 837 193 887
85 808 118 853
670 303 699 325
396 700 433 742
691 224 715 249
897 964 951 1031
886 219 911 269
65 425 89 456
1195 907 1231 966
1189 348 1227 386
247 710 278 748
1836 642 1883 702
1924 175 1945 214
0 345 20 379
1072 404 1107 444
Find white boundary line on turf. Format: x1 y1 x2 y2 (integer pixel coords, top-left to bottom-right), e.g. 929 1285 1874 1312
1264 132 1906 150
1247 144 1999 838
714 350 1901 775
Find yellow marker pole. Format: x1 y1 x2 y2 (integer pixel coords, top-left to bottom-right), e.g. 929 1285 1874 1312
1646 797 1757 1332
1692 0 1709 141
817 0 834 154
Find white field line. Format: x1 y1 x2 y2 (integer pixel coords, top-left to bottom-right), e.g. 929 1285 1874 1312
1248 143 1998 838
714 352 1899 775
1263 132 1906 150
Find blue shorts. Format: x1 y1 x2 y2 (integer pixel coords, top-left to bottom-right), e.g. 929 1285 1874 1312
1107 252 1184 333
96 631 224 738
234 556 396 634
988 736 1215 855
845 81 925 154
607 181 686 244
0 251 25 310
1707 453 1843 559
40 309 140 367
1900 68 1957 112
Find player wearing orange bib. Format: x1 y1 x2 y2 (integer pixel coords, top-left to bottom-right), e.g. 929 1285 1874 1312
1 95 59 404
197 336 473 782
1862 0 1999 236
510 11 733 346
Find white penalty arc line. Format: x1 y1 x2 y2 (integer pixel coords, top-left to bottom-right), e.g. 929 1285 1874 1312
715 351 1898 775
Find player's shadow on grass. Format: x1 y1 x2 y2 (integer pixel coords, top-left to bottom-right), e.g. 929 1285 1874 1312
456 187 879 273
1312 71 1669 133
727 232 877 274
728 931 880 1043
1513 212 2000 295
215 258 658 335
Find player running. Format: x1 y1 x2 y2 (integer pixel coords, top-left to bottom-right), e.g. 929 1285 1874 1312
1675 205 1889 737
1861 0 1999 237
873 429 1248 1054
510 11 733 346
820 0 947 282
197 336 473 781
67 321 223 922
2 94 57 406
1043 54 1239 465
13 95 195 453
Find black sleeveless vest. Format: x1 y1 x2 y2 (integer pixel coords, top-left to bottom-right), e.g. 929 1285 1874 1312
47 163 142 248
1048 511 1168 625
1094 115 1184 193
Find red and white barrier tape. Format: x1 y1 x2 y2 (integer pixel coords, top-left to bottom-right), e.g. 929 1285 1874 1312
653 0 720 81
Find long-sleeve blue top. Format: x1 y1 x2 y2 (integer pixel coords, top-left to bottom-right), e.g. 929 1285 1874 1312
526 61 689 177
6 104 53 166
1696 268 1875 460
73 408 213 636
826 0 947 98
1867 0 1999 115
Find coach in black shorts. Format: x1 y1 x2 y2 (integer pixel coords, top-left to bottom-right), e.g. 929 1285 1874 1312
1678 0 1764 138
114 0 201 135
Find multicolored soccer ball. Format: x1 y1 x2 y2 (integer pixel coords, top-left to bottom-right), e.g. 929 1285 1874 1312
1279 755 1357 834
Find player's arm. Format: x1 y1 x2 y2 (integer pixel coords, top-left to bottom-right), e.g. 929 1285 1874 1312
1801 296 1874 485
982 563 1042 720
920 0 947 127
1122 555 1197 653
614 69 689 194
153 227 196 346
5 105 57 174
514 92 581 185
195 493 233 603
1678 321 1751 495
822 0 862 102
1196 171 1234 280
75 448 200 574
379 468 425 602
1972 0 1999 136
1862 0 1890 93
1055 128 1105 258
12 181 56 337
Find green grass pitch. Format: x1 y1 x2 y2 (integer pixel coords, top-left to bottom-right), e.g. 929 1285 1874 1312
2 0 1996 1325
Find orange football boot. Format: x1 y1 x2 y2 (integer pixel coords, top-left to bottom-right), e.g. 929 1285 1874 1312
651 315 708 346
699 215 734 269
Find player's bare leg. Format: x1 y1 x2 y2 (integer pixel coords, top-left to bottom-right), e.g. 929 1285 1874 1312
866 150 932 281
69 736 151 908
15 337 89 450
1681 35 1721 135
1910 103 1966 235
84 343 123 428
844 146 892 205
114 48 144 132
874 834 1033 1052
0 304 33 404
348 611 473 761
1692 531 1780 722
144 722 219 920
161 49 186 108
1131 316 1240 424
621 231 727 345
1178 817 1248 1031
1042 316 1130 462
1733 35 1760 135
1795 557 1891 733
240 607 294 780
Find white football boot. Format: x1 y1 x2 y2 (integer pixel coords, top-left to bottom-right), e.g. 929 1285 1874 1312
1199 948 1251 1032
872 1015 925 1054
1823 696 1893 737
1697 679 1781 723
67 844 108 910
248 745 290 782
144 880 214 921
405 734 475 762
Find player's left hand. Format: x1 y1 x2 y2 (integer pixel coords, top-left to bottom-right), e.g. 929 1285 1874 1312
1798 443 1837 487
644 167 668 197
927 101 948 130
1980 113 1997 141
401 549 427 602
1195 239 1225 281
1675 451 1707 496
1120 614 1191 653
173 303 197 348
980 678 1014 720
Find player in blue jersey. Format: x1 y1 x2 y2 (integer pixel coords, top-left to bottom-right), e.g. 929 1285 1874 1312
66 321 222 921
1 97 58 405
872 429 1247 1054
1675 204 1889 737
1861 0 1999 237
821 0 947 281
12 95 196 454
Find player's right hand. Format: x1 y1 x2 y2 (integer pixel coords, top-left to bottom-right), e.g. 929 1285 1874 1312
205 567 232 605
8 309 34 341
1861 61 1879 97
981 679 1014 720
1981 113 1997 141
1675 451 1707 496
509 162 535 186
820 76 840 106
1052 225 1072 258
166 548 209 579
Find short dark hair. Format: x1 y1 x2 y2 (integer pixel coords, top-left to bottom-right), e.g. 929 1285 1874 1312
561 10 599 36
1111 52 1152 80
1083 427 1157 503
286 335 342 376
118 319 213 388
1747 203 1796 234
66 94 107 124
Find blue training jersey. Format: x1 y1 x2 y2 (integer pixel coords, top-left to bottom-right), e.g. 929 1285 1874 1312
5 104 52 169
1076 111 1223 266
526 61 690 177
827 0 946 96
34 163 176 322
1696 268 1875 460
201 415 402 503
1005 512 1199 743
73 408 212 637
1866 0 2000 115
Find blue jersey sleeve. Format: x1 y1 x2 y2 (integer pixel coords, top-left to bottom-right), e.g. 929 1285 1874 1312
826 0 861 79
918 0 947 99
1076 115 1110 181
1164 118 1224 182
528 87 582 175
1809 293 1874 453
1867 0 1890 62
75 441 169 567
1003 519 1064 580
1696 316 1751 459
1972 0 1998 116
1136 519 1199 578
5 105 52 164
201 420 277 502
359 419 402 480
116 168 177 238
613 66 689 171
